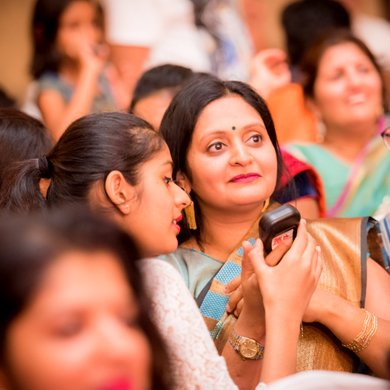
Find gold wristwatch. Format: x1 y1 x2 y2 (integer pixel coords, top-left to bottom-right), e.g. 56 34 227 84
229 329 264 360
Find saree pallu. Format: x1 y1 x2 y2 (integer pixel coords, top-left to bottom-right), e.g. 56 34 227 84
284 135 390 218
199 211 383 372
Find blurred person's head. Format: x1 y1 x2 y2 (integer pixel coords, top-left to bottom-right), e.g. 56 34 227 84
129 64 198 130
0 109 53 188
0 112 189 257
300 29 387 134
31 0 105 78
0 88 16 109
281 0 351 68
0 208 172 390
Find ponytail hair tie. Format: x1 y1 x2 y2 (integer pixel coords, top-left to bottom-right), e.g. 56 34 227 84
37 156 51 179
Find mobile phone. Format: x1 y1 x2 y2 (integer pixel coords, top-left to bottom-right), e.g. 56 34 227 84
259 204 301 255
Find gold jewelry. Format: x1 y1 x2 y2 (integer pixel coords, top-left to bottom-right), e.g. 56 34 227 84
185 201 197 230
261 198 270 212
229 329 264 360
342 309 378 353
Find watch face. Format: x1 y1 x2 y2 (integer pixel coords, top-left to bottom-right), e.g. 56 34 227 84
240 339 259 359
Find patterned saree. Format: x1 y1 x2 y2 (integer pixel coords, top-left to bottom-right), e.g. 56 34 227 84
198 203 385 372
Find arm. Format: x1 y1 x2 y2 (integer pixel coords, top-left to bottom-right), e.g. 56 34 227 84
304 258 390 379
223 220 322 387
222 284 266 390
38 41 107 140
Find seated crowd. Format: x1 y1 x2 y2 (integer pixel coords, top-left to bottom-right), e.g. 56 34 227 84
0 0 389 389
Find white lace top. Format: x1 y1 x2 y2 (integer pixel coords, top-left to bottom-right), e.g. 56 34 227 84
139 258 238 389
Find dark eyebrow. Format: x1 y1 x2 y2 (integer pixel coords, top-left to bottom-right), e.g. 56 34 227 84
199 123 266 143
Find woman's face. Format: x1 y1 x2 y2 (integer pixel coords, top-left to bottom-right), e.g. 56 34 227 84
56 0 104 60
312 42 382 130
133 90 174 131
124 143 190 257
1 251 151 390
185 95 277 213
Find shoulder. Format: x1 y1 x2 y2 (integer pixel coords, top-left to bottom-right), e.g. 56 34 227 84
159 247 198 274
137 258 195 318
283 144 340 171
37 72 61 88
37 72 70 99
137 258 238 389
138 257 184 284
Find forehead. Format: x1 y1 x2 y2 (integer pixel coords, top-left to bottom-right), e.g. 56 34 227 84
13 250 131 314
61 0 98 20
139 143 172 172
194 95 265 134
41 251 126 288
318 42 374 72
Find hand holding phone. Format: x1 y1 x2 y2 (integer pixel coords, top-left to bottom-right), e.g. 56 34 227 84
259 204 301 256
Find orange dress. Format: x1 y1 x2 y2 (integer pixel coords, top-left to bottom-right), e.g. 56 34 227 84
267 83 319 144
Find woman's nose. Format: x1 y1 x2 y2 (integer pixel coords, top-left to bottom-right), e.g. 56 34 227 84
346 69 362 88
173 183 191 209
96 320 136 363
230 144 253 166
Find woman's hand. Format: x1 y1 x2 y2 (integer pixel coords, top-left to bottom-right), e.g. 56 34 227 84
249 48 292 100
225 237 293 317
78 39 109 76
246 219 323 320
225 275 243 317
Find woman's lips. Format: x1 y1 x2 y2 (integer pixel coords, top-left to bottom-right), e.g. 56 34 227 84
100 378 133 390
173 214 182 233
230 173 261 183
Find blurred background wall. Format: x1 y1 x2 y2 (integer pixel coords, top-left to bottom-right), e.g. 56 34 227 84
0 0 387 104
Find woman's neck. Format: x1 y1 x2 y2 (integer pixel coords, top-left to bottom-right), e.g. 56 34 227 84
321 121 378 163
185 204 263 261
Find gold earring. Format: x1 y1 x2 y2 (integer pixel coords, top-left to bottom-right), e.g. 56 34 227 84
261 198 270 213
185 201 197 230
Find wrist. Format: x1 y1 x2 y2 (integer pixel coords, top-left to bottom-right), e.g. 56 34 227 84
79 63 101 80
265 311 301 339
314 293 342 326
229 328 265 361
235 306 266 342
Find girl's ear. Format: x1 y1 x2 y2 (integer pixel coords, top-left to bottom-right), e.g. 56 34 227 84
176 171 191 193
104 170 135 215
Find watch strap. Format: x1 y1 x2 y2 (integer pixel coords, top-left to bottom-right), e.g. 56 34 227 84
229 329 264 360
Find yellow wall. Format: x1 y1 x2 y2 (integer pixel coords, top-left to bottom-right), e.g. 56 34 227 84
0 0 35 104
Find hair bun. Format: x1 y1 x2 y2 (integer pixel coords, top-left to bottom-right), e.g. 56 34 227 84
37 156 51 179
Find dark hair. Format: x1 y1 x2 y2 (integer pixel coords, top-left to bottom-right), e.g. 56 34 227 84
281 0 351 67
160 75 285 243
0 112 164 213
31 0 104 79
0 207 173 389
0 87 16 109
0 109 53 189
299 29 388 111
129 64 196 112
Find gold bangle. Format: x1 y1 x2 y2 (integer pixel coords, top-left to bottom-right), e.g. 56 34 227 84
342 309 378 353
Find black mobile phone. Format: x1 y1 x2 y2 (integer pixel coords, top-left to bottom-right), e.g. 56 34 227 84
259 204 301 255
